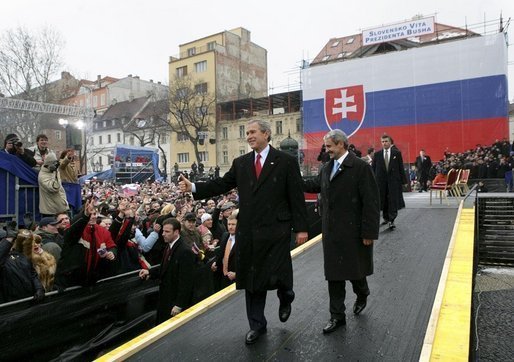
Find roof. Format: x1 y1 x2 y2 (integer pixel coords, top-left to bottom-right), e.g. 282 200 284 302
100 96 150 121
311 22 478 65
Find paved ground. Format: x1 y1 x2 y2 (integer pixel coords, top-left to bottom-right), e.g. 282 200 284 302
129 193 459 361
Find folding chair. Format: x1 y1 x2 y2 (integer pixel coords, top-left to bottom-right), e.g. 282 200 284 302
429 169 459 205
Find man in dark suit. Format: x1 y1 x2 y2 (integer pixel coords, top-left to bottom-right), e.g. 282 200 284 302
415 149 432 192
179 119 308 345
372 134 407 230
139 218 195 325
304 129 380 333
212 214 238 289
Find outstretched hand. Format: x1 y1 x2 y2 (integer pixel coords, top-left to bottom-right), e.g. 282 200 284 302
178 174 192 193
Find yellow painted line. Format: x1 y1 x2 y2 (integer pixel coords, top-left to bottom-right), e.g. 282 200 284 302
96 233 323 362
420 203 474 361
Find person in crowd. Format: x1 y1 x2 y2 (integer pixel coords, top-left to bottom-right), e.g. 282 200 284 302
348 144 362 157
212 214 238 290
303 129 380 333
372 134 407 230
139 218 195 324
98 215 113 229
55 212 71 235
35 216 63 262
2 133 37 167
54 200 117 290
58 149 79 183
195 207 206 226
317 143 330 164
21 231 57 292
415 149 432 192
218 200 236 231
109 201 151 273
27 134 56 172
214 165 220 178
0 229 45 303
38 153 69 217
179 119 308 345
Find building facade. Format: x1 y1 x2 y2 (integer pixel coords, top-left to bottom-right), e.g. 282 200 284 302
168 27 268 171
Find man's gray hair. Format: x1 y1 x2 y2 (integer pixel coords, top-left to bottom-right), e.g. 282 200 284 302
323 129 349 148
248 119 272 141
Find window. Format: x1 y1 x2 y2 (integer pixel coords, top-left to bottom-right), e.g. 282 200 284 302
177 132 188 142
276 121 283 135
98 156 102 165
117 133 121 142
322 55 330 61
207 41 216 51
103 121 106 128
107 134 111 143
176 87 188 99
223 151 228 164
331 40 340 47
240 148 246 156
91 137 94 146
93 96 98 107
98 135 103 145
199 151 208 162
346 37 354 44
296 118 302 132
100 94 105 106
196 106 207 117
176 66 187 78
129 136 134 145
160 133 168 144
178 153 189 163
337 52 346 59
239 125 245 139
195 61 207 73
187 47 196 56
55 130 62 140
195 82 208 94
106 119 112 127
222 127 228 140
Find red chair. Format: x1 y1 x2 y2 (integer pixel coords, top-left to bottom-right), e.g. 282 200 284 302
456 169 470 195
430 169 459 205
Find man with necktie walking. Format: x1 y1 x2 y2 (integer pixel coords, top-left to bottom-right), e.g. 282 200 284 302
303 129 380 333
372 134 407 230
179 119 308 345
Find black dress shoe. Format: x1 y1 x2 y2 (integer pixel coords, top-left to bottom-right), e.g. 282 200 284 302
245 328 266 345
388 222 396 230
381 220 389 225
322 318 346 334
279 303 292 322
353 298 367 315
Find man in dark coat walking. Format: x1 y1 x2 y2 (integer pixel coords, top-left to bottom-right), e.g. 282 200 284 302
139 218 195 324
372 134 407 230
179 119 308 345
415 149 432 192
304 129 380 333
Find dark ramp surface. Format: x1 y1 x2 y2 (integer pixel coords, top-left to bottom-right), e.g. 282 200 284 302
129 208 457 361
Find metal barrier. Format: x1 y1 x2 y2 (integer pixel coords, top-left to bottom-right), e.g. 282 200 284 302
0 168 40 227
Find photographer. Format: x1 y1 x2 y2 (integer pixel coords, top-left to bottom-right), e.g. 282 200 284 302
38 153 69 217
2 133 37 167
28 134 56 172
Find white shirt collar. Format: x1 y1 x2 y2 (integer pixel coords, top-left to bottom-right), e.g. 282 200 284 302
254 144 270 163
334 150 349 166
168 235 180 250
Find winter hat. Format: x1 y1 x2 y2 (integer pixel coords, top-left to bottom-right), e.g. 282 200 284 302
201 213 212 224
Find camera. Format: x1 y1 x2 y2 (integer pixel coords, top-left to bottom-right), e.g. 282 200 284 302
47 160 61 172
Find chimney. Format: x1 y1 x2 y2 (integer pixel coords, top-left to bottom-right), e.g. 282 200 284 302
134 76 140 80
157 82 161 85
61 71 71 79
149 79 153 83
128 74 132 78
97 74 101 88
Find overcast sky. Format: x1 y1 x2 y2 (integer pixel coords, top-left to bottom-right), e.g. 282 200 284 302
1 0 513 98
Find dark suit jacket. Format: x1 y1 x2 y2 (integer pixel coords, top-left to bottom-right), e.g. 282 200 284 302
304 152 380 280
194 146 308 292
372 147 407 212
415 155 432 177
150 237 195 324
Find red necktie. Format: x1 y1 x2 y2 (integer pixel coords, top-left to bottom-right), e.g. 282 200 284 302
255 154 262 179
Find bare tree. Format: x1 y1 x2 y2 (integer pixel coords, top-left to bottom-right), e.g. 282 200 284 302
0 26 65 142
167 75 216 163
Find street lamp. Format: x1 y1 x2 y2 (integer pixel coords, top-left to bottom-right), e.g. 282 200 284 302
58 118 70 148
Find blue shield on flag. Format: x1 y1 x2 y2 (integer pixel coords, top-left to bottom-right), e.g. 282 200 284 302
324 85 366 137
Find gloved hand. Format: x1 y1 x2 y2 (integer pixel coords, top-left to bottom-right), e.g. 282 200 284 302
33 288 45 303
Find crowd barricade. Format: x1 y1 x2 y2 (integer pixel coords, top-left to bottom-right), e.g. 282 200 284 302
0 270 160 361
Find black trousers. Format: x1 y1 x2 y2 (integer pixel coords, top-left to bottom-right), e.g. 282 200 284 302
383 183 398 222
245 288 294 331
328 278 369 319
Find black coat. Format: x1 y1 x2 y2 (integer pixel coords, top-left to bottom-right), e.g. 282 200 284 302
150 237 195 324
216 232 237 289
415 155 432 178
372 147 407 213
304 152 380 280
194 146 308 292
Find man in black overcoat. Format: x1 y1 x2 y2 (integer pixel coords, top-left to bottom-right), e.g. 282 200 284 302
139 218 195 325
372 134 407 230
304 129 380 333
415 149 432 192
179 119 308 345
